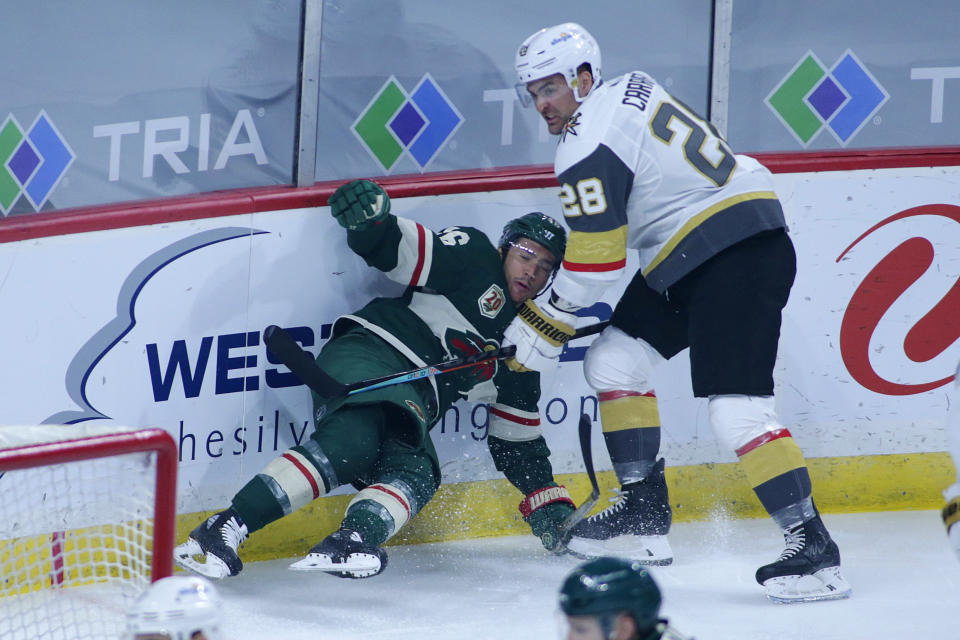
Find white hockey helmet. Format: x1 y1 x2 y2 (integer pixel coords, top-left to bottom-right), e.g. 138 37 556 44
514 22 602 107
124 575 224 640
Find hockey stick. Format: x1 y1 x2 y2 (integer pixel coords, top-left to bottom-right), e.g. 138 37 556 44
263 320 607 416
560 413 601 536
570 319 608 339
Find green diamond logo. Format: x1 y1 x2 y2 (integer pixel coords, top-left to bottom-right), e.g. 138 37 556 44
767 54 826 144
0 116 25 211
353 78 407 171
766 50 888 147
352 74 463 173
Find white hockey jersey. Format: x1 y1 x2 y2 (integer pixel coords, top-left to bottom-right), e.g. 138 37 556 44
551 70 786 305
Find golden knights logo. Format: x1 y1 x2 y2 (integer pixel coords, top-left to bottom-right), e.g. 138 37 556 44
561 112 582 142
478 284 506 319
445 329 500 387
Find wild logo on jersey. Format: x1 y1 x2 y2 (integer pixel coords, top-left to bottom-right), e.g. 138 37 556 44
445 329 500 387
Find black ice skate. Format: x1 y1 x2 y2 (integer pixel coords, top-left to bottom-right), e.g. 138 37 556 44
755 514 852 603
174 508 249 579
289 528 388 578
566 458 673 565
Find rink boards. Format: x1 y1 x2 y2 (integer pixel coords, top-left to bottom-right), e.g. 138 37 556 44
0 162 957 560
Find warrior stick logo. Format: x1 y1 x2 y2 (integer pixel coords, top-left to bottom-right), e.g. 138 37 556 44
352 74 463 173
0 110 74 215
766 50 888 147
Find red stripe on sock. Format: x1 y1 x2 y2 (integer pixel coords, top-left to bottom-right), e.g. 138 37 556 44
598 390 657 402
370 484 411 518
736 428 793 457
282 452 320 499
490 405 540 426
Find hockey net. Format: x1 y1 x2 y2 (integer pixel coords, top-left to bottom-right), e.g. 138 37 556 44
0 425 177 640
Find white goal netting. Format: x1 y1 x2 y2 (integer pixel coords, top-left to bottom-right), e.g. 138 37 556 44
0 424 177 640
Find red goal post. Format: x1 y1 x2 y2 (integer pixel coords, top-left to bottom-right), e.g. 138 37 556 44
0 425 178 640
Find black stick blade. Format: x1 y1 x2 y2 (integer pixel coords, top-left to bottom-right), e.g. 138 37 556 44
263 325 347 399
578 413 599 495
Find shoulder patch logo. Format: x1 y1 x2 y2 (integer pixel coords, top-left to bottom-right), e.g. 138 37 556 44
478 284 506 318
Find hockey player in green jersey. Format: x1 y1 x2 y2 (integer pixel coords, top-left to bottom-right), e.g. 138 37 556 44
175 179 576 579
558 557 693 640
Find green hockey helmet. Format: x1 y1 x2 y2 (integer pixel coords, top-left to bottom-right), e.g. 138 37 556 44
498 211 566 270
559 557 662 632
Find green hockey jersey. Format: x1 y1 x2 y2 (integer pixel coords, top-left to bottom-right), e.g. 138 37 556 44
334 214 553 491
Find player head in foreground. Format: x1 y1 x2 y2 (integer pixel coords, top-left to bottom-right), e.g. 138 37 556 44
176 179 579 579
125 575 223 640
506 22 851 603
558 556 691 640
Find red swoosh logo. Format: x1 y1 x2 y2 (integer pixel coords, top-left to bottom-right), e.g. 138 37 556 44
837 204 960 395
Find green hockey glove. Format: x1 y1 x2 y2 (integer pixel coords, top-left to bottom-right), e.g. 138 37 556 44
520 485 575 553
329 179 390 230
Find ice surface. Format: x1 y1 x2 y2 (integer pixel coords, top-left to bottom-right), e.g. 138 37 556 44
209 510 957 639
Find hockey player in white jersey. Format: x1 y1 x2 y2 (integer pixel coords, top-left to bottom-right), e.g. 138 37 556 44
505 22 851 603
125 575 223 640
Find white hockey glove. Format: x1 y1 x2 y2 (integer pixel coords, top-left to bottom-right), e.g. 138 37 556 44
943 495 960 561
503 299 576 373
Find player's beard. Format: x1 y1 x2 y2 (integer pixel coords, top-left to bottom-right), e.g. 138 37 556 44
509 278 532 303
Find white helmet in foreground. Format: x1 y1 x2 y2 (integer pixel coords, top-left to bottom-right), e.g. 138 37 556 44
125 575 224 640
514 22 602 107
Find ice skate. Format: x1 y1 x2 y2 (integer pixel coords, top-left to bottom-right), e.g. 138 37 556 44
756 514 852 603
289 528 387 578
174 508 249 579
566 458 673 565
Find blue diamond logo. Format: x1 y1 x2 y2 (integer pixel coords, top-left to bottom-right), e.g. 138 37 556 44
352 73 463 173
0 110 74 215
766 49 888 147
807 77 846 120
390 102 426 146
9 140 40 185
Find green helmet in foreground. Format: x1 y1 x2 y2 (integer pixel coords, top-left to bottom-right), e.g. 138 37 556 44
498 211 566 269
559 556 662 632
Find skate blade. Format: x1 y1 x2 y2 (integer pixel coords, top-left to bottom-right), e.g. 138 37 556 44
762 566 852 603
566 534 673 566
174 539 232 579
289 552 381 577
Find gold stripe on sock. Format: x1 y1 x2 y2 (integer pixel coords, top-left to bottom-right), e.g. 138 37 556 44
599 392 659 433
739 435 807 488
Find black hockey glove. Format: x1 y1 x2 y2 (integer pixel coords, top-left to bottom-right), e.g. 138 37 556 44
329 179 390 230
520 485 575 553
